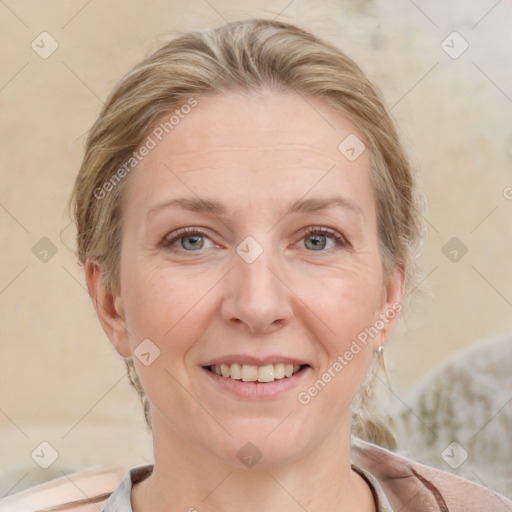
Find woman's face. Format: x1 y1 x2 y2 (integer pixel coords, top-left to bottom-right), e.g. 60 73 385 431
91 90 403 467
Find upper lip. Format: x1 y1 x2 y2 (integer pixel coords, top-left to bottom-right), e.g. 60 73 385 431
202 354 309 367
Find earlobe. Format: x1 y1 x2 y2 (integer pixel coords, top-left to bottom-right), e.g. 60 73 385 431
84 259 132 358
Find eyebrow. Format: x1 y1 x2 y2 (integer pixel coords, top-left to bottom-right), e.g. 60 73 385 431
147 195 365 220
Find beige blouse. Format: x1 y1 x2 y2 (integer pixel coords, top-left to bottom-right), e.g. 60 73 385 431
1 438 510 511
101 463 395 512
99 438 511 511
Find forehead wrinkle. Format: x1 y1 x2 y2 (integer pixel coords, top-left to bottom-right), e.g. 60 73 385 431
146 194 365 222
165 142 342 155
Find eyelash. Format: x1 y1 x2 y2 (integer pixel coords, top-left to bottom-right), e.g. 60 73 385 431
161 226 350 253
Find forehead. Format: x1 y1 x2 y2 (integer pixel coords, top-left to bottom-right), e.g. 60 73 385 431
155 90 363 160
123 90 375 221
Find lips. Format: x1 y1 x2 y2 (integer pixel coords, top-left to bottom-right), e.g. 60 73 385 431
208 363 306 382
202 359 311 399
202 354 310 385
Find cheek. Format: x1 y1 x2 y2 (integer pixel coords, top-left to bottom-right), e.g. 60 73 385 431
300 267 381 393
303 262 383 340
124 261 190 329
121 268 213 423
296 285 377 418
121 264 216 363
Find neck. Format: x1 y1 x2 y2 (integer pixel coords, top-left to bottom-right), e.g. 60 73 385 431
131 418 375 512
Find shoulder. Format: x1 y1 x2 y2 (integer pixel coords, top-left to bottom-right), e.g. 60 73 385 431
352 437 512 511
0 467 126 512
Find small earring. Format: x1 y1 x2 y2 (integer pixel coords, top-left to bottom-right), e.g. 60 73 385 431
377 344 383 355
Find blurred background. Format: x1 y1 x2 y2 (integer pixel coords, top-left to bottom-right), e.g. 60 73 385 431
1 0 511 501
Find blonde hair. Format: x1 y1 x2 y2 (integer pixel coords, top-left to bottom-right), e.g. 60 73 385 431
70 18 425 448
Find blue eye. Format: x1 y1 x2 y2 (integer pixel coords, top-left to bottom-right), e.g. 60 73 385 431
300 226 349 251
162 227 213 251
176 233 205 250
162 226 349 253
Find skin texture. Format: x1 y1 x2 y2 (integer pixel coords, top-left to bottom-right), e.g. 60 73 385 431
86 89 404 512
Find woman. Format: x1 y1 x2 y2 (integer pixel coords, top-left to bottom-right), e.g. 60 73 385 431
14 17 511 512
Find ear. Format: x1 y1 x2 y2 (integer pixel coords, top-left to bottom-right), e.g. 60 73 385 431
373 263 405 351
85 259 132 358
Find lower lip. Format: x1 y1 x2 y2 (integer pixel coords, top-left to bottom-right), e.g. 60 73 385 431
202 366 310 399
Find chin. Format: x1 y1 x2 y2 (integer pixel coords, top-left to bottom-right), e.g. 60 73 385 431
210 420 315 469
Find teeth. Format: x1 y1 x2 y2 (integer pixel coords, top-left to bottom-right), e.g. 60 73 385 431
274 363 285 379
241 365 258 382
210 363 304 382
230 363 242 380
258 364 275 382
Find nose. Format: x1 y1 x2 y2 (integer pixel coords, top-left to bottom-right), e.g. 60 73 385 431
220 246 294 335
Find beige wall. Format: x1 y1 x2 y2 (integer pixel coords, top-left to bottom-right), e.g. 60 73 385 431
1 0 511 495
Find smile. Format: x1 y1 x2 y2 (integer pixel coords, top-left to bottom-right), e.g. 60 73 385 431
207 363 307 383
